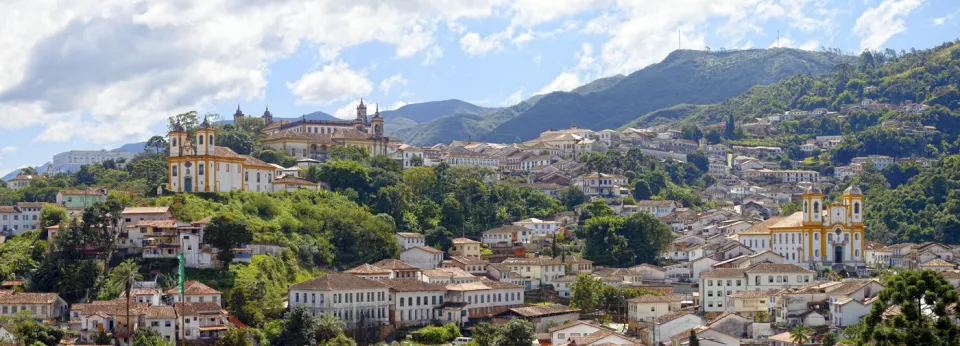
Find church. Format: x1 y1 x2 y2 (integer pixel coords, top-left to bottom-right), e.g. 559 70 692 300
166 118 277 193
737 185 865 270
255 99 391 161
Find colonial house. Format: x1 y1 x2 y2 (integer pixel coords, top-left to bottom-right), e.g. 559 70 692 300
259 101 391 159
400 246 444 270
395 232 426 250
627 295 682 322
448 238 482 258
375 278 447 328
444 279 524 319
288 273 391 328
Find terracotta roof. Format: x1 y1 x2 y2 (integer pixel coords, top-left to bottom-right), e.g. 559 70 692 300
478 278 524 289
144 306 176 319
135 220 180 228
450 256 489 265
445 282 491 292
738 216 785 235
332 128 375 140
634 200 679 207
828 279 880 296
372 259 420 271
728 289 781 299
508 304 580 317
374 278 447 292
174 302 224 316
15 202 47 208
628 294 682 304
484 225 529 235
59 188 107 196
863 240 885 250
655 310 696 324
745 263 813 274
452 237 480 244
920 258 954 268
273 175 318 186
122 207 171 215
243 155 272 168
396 232 424 238
0 206 17 213
290 273 386 291
404 245 443 255
768 212 804 229
213 146 243 159
502 256 564 266
941 270 960 279
263 130 336 142
345 264 391 275
699 268 746 278
422 267 475 279
547 320 605 333
165 280 221 295
0 291 61 304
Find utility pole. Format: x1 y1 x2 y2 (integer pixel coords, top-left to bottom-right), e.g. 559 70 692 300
678 29 681 50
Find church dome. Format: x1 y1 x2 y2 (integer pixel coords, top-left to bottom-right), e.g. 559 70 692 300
844 184 863 195
806 185 822 194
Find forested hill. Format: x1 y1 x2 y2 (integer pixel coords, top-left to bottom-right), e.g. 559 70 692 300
479 48 851 143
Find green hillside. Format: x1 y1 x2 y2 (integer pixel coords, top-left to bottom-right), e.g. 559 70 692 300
479 48 851 143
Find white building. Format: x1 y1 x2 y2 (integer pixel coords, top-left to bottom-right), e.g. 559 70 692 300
5 175 34 190
288 273 391 328
375 278 447 328
399 246 444 270
743 169 820 183
0 292 67 320
444 279 524 319
52 149 135 174
700 263 813 313
167 280 222 306
549 320 605 346
627 295 682 322
0 202 48 235
395 232 426 250
851 155 895 171
167 119 275 193
571 172 629 198
632 200 679 218
512 218 559 236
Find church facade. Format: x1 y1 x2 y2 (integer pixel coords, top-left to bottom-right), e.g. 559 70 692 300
257 99 390 161
738 185 865 270
166 118 276 193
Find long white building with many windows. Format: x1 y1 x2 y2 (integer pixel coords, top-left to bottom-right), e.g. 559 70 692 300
288 273 391 328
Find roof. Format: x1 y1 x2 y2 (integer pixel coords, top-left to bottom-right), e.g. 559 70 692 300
655 310 695 324
345 264 391 275
374 279 447 292
452 237 480 244
828 279 880 296
273 175 318 186
0 291 61 304
372 259 420 271
920 258 954 268
165 280 220 295
508 304 580 317
422 267 475 279
396 232 424 238
737 216 785 235
699 268 746 278
728 289 781 299
484 225 529 234
502 256 564 266
174 302 225 316
450 256 489 265
121 207 171 215
291 274 387 291
403 245 443 255
144 306 177 319
745 263 813 274
767 212 804 229
628 294 682 304
634 200 679 207
547 320 604 334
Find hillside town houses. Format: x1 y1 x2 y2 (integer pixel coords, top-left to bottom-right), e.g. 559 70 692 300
2 97 954 346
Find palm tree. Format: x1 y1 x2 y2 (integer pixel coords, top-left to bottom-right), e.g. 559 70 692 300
790 324 812 345
107 259 143 338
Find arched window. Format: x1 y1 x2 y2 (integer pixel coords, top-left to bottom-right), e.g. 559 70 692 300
814 233 819 240
855 233 860 240
257 172 261 183
245 171 249 181
199 135 203 145
813 201 820 213
199 164 204 175
768 275 773 283
854 203 860 214
803 201 808 213
172 138 177 146
172 165 178 176
855 250 860 256
815 249 820 257
209 135 214 145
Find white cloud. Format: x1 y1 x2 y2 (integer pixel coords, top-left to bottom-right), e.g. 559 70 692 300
423 45 444 65
379 73 408 95
333 100 363 120
388 101 409 111
770 37 795 48
854 0 924 51
509 0 607 27
0 146 15 153
459 29 514 56
536 42 601 95
0 0 507 143
287 60 372 105
503 89 524 106
800 39 820 51
933 8 960 25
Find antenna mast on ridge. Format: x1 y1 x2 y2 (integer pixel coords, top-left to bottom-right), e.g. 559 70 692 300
777 30 780 48
678 29 681 50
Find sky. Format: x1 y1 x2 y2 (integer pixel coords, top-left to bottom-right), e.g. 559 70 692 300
0 0 958 174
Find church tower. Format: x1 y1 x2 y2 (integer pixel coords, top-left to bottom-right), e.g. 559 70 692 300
802 185 823 225
372 104 384 136
356 99 368 123
233 105 244 124
169 120 187 157
844 184 864 225
196 116 215 156
262 106 273 125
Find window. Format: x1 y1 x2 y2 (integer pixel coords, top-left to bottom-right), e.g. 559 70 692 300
199 164 204 175
257 172 261 183
854 203 860 214
708 280 713 286
173 165 178 176
855 250 860 256
245 171 249 181
855 233 860 240
199 135 203 144
768 275 773 283
209 135 214 145
814 201 820 213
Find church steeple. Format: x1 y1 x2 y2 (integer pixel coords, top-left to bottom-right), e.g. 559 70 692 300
262 106 273 125
233 104 244 124
356 98 368 123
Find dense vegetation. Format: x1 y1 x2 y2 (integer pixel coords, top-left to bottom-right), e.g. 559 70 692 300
577 148 714 207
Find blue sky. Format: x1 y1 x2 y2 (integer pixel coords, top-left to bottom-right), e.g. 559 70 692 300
0 0 958 174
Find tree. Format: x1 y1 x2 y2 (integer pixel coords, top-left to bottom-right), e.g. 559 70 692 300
633 180 652 200
273 306 318 346
860 270 960 345
133 328 174 346
704 128 722 144
753 311 770 322
725 114 736 138
560 186 585 210
107 259 143 338
328 146 369 161
19 166 38 175
315 314 346 344
686 151 709 173
319 160 371 196
495 319 535 346
169 110 199 136
471 322 498 346
821 332 837 346
39 205 68 228
789 324 811 345
425 227 454 252
681 124 703 141
403 167 436 195
570 274 603 315
145 135 168 153
215 328 255 346
689 329 700 346
12 315 64 346
204 213 254 267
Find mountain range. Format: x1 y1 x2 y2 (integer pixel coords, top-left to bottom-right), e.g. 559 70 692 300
381 48 853 145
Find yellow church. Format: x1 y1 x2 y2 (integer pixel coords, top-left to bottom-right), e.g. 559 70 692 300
737 185 865 269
